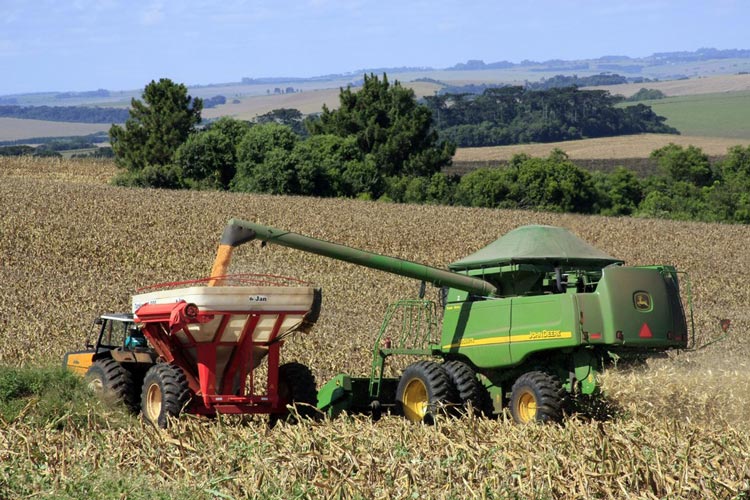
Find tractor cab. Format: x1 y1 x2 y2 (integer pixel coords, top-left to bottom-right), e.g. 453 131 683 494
62 313 156 376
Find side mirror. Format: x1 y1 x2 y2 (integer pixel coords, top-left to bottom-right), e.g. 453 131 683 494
418 281 426 299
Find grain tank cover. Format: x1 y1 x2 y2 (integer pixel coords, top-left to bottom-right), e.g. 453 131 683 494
449 225 623 271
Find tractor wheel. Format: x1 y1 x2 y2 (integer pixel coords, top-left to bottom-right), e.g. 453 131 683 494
442 360 491 417
396 360 458 423
141 364 191 428
85 358 140 413
509 371 565 424
270 362 318 426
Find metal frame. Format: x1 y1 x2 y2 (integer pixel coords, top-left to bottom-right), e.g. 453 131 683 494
368 299 438 399
135 300 308 416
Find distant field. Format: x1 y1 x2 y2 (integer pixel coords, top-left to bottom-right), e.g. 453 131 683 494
588 72 750 98
203 81 442 120
644 90 750 139
454 133 750 163
0 118 111 142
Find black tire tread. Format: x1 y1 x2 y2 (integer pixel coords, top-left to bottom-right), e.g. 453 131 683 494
442 360 491 416
396 360 458 421
510 371 565 424
86 358 140 413
141 363 191 428
274 362 318 424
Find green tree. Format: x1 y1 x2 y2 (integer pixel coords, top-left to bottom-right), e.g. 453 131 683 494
454 168 516 208
650 143 714 187
110 79 202 178
593 167 643 216
707 145 750 223
514 150 598 213
230 123 298 193
256 108 307 136
307 73 455 180
288 134 361 196
173 117 251 189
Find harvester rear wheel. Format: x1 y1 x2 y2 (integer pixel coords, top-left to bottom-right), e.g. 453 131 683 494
442 360 491 417
140 363 190 428
85 358 140 413
271 362 318 425
509 371 564 424
396 360 458 423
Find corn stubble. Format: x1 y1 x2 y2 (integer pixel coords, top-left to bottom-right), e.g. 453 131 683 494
1 157 749 498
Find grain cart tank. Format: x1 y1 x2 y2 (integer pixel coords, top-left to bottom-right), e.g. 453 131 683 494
224 219 690 424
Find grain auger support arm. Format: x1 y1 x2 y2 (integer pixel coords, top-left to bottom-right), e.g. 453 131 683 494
209 218 498 297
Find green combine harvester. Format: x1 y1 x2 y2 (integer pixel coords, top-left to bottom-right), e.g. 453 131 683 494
221 219 691 424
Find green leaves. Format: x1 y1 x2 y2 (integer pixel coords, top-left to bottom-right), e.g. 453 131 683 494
109 78 202 175
308 73 454 180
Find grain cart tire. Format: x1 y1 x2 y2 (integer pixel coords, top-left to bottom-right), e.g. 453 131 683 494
442 360 491 417
509 371 564 424
141 364 190 428
396 360 458 423
85 358 140 413
270 362 318 426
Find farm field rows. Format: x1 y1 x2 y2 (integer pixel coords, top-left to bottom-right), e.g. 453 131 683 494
1 157 749 498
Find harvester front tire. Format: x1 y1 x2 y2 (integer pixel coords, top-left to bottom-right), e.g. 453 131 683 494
141 364 190 428
271 362 318 426
442 360 491 417
509 371 564 424
85 358 140 413
396 360 458 423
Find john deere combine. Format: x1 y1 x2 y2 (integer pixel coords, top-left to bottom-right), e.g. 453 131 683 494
221 219 690 424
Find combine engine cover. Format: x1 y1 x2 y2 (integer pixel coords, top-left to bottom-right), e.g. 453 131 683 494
578 265 688 350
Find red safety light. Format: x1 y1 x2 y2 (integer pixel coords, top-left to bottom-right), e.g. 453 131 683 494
638 323 653 339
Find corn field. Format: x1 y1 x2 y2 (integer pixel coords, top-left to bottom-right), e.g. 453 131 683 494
1 157 749 499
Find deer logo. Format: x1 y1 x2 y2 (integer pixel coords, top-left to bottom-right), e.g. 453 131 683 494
634 292 651 311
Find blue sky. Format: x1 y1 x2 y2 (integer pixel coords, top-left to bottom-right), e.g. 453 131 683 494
1 0 748 95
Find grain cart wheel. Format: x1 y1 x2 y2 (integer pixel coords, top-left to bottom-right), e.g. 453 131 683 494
509 371 564 424
85 358 140 413
141 364 190 428
271 362 318 426
442 360 491 417
396 360 458 423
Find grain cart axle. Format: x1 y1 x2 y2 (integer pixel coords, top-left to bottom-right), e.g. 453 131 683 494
222 219 691 424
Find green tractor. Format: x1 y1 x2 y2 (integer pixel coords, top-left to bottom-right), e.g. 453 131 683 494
211 219 692 424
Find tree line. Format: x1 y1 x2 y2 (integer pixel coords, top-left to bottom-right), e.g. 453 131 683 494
383 144 750 224
422 86 678 147
0 105 129 123
106 76 749 225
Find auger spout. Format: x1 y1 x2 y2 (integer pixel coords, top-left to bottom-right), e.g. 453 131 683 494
210 218 497 297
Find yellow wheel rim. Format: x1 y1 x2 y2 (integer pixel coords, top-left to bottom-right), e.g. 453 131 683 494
517 390 537 423
402 378 428 422
145 383 162 423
